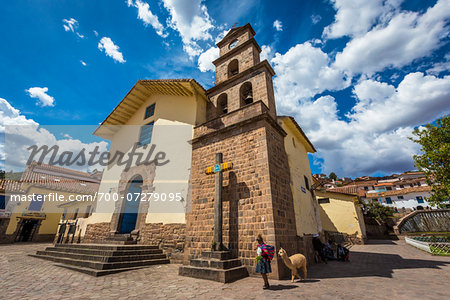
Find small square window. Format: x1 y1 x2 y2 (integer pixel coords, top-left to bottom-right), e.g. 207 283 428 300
318 198 330 204
144 103 155 119
416 196 424 203
397 195 404 200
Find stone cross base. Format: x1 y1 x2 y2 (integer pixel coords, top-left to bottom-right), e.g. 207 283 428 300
179 251 248 283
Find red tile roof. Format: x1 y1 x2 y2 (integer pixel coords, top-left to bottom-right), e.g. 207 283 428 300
364 186 431 198
3 162 101 195
0 179 26 193
326 185 358 195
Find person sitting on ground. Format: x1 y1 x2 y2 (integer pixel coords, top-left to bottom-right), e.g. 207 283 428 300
324 240 336 260
337 244 350 262
312 233 327 263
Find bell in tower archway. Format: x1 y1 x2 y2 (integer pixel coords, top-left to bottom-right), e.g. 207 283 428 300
240 82 253 106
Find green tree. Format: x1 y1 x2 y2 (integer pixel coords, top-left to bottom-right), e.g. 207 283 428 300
329 172 338 181
363 201 394 222
411 115 450 207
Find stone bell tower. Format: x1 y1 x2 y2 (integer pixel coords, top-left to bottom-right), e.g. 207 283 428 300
184 23 297 280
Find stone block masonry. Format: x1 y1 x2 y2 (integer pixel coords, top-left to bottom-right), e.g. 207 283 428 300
82 222 186 263
185 108 298 279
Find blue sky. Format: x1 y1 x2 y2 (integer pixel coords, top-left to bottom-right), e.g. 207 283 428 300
0 0 449 177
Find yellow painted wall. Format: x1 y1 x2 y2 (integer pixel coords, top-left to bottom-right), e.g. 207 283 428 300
90 91 206 226
279 118 321 236
6 186 94 236
316 190 366 239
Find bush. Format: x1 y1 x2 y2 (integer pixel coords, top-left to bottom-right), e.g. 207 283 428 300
363 201 394 222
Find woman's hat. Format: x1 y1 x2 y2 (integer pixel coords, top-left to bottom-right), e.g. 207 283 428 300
313 233 319 237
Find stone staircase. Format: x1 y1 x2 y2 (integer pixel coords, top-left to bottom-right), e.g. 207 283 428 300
30 243 170 276
179 251 248 283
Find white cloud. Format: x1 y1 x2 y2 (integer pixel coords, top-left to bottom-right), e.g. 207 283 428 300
62 18 85 38
93 30 98 37
349 73 450 133
260 45 274 62
98 37 126 63
273 20 283 31
0 98 38 131
214 29 230 43
162 0 214 58
334 0 450 74
0 98 108 172
63 18 78 32
427 53 450 76
80 60 87 66
198 46 219 72
196 30 231 72
352 79 395 113
0 98 38 163
273 59 450 176
127 0 168 38
323 0 400 39
25 87 55 107
271 42 350 111
311 15 322 24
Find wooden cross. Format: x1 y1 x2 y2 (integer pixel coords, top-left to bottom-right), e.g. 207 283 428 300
205 153 233 250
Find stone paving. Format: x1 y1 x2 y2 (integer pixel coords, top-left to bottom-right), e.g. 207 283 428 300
1 240 449 299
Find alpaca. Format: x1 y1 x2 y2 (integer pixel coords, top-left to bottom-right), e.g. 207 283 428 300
278 248 307 282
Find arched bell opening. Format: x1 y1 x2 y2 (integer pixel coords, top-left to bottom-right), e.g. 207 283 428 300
227 59 239 78
217 93 228 115
240 82 253 107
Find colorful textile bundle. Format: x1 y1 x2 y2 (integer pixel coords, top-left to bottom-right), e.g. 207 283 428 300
260 244 275 261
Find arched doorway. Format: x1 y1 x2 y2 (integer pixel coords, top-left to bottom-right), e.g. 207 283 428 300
119 176 143 234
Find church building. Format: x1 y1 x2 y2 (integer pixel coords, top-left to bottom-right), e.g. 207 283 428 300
81 23 320 279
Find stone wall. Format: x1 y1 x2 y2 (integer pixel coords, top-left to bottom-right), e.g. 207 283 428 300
82 221 186 263
395 209 450 234
0 218 13 244
140 223 186 263
82 222 111 243
296 235 316 265
185 108 298 279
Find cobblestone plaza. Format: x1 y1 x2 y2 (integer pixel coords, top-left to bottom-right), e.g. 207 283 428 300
2 240 449 299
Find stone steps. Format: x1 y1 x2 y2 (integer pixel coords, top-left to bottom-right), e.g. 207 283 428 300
179 251 248 283
35 250 167 263
190 258 243 269
43 247 162 256
179 265 248 283
53 263 151 277
54 244 159 251
30 243 170 276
